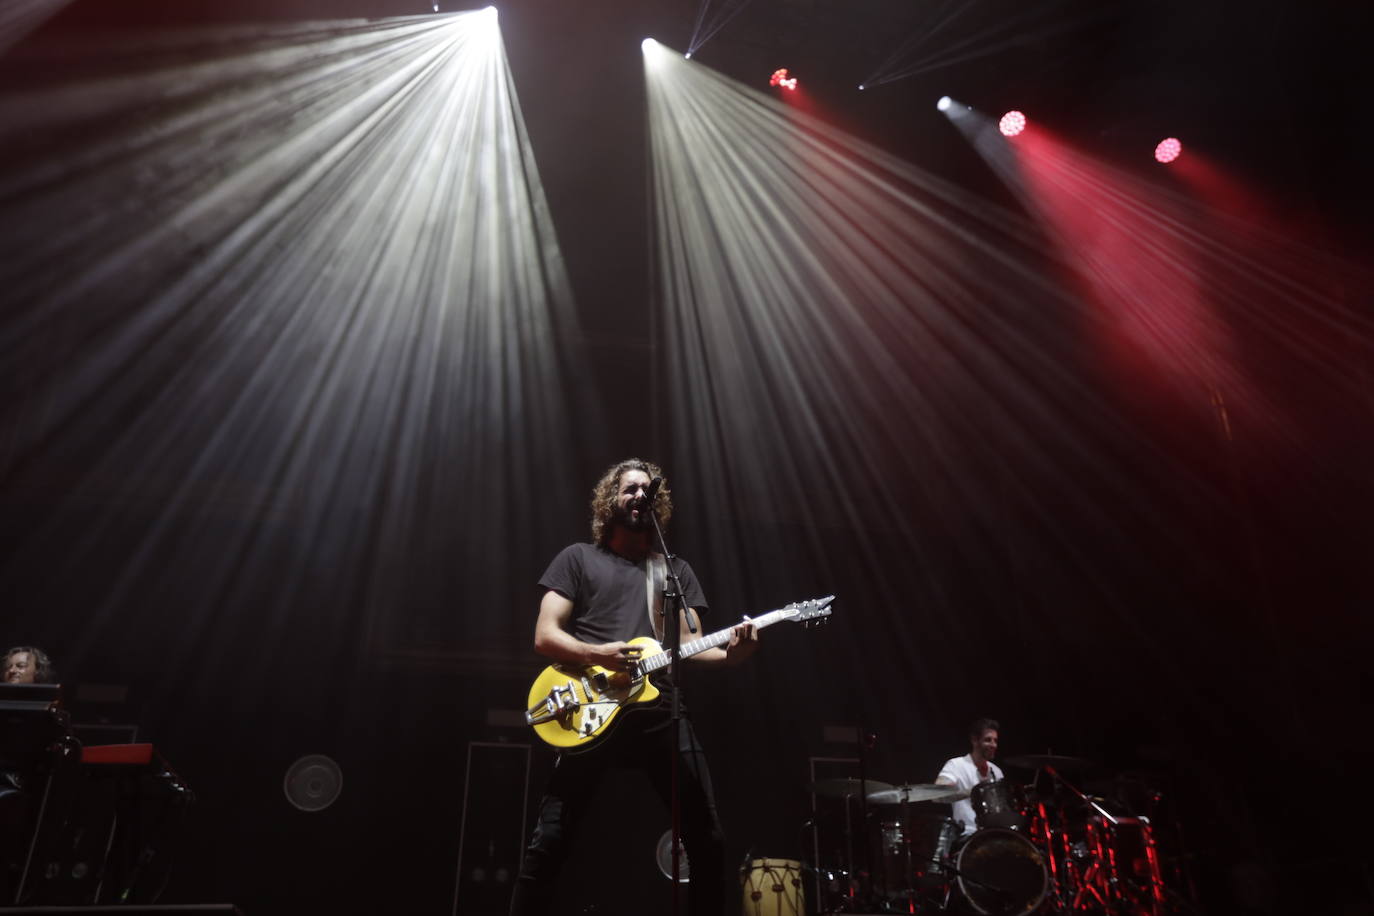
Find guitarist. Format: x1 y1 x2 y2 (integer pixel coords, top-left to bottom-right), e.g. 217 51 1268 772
508 458 759 916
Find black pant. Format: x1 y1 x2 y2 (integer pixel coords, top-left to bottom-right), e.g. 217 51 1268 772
508 711 726 916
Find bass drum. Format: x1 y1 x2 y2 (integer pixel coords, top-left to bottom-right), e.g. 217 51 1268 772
740 858 805 916
955 828 1048 916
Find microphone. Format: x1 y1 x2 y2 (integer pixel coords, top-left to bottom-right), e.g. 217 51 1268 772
634 476 663 510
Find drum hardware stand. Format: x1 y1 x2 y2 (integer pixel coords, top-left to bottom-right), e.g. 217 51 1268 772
799 822 839 915
818 732 881 911
801 815 835 913
937 858 1025 911
1041 765 1172 915
832 788 870 911
1072 817 1113 912
894 791 915 915
804 778 861 914
1039 765 1116 912
1029 796 1070 914
843 794 858 908
1112 815 1169 915
852 727 878 909
645 478 695 916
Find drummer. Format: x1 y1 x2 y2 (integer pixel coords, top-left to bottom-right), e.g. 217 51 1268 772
934 717 1003 836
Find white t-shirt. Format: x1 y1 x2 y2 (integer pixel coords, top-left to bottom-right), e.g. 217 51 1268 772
936 753 1003 836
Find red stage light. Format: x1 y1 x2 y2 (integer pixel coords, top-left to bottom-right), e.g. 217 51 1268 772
1154 137 1182 164
769 68 798 91
999 110 1026 137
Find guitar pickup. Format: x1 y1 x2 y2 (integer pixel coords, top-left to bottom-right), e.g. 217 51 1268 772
525 682 580 726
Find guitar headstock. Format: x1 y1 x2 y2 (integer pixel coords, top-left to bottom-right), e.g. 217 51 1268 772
782 595 834 628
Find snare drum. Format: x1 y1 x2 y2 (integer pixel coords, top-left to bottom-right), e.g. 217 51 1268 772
870 813 961 900
925 816 962 881
740 858 805 916
955 828 1049 916
971 778 1029 830
905 814 961 883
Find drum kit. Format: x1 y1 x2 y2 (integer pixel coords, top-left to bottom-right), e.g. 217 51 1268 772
795 755 1184 915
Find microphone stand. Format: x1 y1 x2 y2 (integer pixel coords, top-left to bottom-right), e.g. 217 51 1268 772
645 492 696 916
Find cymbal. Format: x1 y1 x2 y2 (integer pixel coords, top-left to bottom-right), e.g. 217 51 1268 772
810 777 894 799
1001 754 1095 771
867 784 969 805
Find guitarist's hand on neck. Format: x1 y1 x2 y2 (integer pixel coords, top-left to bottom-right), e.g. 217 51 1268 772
695 619 760 667
722 619 760 666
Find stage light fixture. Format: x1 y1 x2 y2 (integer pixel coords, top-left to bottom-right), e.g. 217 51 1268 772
1154 137 1182 164
769 68 798 91
643 37 658 52
937 96 952 111
999 110 1026 137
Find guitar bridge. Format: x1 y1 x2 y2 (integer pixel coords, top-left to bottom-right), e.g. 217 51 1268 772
525 681 580 726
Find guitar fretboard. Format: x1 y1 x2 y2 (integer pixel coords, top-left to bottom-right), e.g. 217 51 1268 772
639 607 793 674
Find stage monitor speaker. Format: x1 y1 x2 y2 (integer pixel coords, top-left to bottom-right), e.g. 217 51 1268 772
451 741 531 916
282 754 343 812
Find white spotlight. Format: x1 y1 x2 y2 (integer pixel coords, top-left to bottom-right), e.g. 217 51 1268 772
642 38 658 52
937 96 952 112
685 51 692 59
858 84 866 91
484 4 496 15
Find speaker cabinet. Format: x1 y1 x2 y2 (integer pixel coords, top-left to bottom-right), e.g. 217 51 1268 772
451 741 531 916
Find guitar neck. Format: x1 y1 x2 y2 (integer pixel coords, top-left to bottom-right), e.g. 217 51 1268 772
640 607 791 674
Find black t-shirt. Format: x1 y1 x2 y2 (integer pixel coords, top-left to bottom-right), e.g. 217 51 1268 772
538 542 709 646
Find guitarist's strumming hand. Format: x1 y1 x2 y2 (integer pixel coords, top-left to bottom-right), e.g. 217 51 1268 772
586 641 642 672
534 591 646 672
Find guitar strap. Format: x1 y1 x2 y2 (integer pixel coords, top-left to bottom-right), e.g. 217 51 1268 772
645 552 667 641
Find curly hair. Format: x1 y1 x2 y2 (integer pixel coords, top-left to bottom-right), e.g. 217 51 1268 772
589 458 673 546
4 645 56 684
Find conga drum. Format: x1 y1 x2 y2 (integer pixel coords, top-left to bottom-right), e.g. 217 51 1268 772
740 858 805 916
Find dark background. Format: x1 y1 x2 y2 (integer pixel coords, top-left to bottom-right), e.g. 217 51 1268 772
2 0 1372 914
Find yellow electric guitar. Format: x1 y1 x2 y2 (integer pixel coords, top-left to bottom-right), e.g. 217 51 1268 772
524 596 834 752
